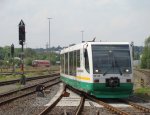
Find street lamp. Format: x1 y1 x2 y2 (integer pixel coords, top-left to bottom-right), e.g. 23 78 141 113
81 30 84 42
47 18 52 65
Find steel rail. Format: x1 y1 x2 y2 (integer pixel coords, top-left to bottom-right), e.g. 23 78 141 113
62 85 150 115
0 76 60 97
85 94 130 115
0 80 60 106
122 100 150 113
0 73 59 86
66 85 130 115
75 96 85 115
39 85 66 115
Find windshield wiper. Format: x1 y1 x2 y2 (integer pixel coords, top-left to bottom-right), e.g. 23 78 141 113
103 67 112 76
103 61 114 76
114 56 122 75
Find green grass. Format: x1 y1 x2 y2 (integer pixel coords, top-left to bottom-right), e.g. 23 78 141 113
134 87 150 100
0 74 21 82
0 66 59 82
0 73 43 82
0 72 45 82
135 87 150 94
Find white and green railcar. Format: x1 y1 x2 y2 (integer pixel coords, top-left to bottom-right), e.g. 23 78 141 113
60 42 133 98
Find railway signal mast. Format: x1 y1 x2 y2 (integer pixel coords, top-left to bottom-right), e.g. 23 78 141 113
18 20 26 73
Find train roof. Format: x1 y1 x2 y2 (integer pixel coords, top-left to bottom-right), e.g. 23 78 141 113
60 41 130 54
88 41 129 44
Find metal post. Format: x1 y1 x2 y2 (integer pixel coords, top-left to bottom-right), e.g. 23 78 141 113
21 43 24 73
11 44 15 73
148 42 150 68
12 56 15 73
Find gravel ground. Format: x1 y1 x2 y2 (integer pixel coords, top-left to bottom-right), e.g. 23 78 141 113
133 70 150 88
0 84 19 94
82 107 116 115
49 106 116 115
0 83 60 115
0 77 59 104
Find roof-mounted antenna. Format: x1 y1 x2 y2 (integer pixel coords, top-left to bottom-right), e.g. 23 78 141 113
92 37 96 42
87 37 96 42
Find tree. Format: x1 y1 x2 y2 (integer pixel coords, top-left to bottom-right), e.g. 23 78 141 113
0 47 4 60
24 48 37 58
141 36 150 69
25 57 32 66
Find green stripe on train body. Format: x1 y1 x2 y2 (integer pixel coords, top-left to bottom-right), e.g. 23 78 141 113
61 76 133 98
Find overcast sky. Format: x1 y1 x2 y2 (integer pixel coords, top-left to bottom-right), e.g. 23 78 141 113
0 0 150 48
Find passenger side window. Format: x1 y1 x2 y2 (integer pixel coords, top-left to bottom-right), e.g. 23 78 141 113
69 51 73 75
77 50 80 67
73 51 77 76
84 49 89 73
65 53 68 74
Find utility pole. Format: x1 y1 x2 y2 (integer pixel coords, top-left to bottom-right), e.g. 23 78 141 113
46 42 48 52
47 18 52 66
131 41 134 59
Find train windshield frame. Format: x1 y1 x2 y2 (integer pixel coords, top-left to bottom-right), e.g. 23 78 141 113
92 45 132 75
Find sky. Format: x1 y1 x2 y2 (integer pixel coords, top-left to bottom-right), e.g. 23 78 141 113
0 0 150 48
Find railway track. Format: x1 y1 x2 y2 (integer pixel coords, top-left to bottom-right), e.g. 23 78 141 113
1 81 149 115
39 84 86 115
74 96 85 115
0 73 59 86
66 85 150 115
35 84 150 115
121 99 150 113
0 75 60 106
39 85 66 115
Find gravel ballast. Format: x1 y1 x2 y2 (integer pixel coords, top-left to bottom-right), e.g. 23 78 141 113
0 83 60 115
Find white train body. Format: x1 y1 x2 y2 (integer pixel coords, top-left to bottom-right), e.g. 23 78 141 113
60 42 133 98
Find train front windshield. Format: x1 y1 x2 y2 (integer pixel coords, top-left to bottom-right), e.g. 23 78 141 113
92 45 132 75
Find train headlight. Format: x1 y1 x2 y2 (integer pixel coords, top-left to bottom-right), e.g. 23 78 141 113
95 70 99 73
125 69 129 73
123 68 130 74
